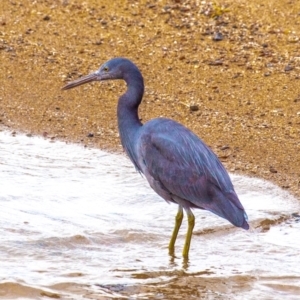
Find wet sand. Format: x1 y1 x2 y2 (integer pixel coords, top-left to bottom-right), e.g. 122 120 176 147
1 0 300 298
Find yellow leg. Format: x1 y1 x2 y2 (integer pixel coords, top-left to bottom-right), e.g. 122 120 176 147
168 206 183 255
182 211 195 258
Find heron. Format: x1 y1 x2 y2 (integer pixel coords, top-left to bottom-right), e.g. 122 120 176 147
62 57 249 258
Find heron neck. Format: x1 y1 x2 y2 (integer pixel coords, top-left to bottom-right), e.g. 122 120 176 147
117 73 144 170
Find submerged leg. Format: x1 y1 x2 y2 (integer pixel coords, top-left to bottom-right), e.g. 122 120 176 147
182 209 195 258
168 206 183 255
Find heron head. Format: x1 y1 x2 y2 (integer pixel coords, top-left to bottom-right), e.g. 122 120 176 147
62 57 136 90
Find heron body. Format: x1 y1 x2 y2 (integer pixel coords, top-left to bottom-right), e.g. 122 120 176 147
62 57 249 258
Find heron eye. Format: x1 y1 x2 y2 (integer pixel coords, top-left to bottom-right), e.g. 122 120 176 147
103 66 109 72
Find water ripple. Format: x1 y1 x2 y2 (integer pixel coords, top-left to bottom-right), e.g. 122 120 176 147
0 130 299 299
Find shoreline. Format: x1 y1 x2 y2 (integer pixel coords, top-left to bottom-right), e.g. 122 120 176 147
1 121 299 201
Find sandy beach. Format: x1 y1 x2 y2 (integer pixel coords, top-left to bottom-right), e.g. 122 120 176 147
1 0 299 198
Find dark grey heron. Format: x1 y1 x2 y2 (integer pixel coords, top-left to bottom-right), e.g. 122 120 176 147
62 57 249 258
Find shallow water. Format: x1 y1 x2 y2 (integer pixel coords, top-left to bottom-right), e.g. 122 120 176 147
0 130 299 299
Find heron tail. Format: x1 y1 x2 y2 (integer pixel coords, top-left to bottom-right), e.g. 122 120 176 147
206 186 249 230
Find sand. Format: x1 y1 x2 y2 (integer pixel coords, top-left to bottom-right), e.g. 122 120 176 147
1 0 299 198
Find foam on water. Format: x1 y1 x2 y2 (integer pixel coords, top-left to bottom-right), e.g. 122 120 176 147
0 130 299 299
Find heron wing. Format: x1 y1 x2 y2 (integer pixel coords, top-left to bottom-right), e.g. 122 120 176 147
138 119 243 211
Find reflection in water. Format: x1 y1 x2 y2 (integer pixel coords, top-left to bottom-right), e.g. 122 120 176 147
0 130 299 299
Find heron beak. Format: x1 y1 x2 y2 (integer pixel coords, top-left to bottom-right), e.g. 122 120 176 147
61 72 99 90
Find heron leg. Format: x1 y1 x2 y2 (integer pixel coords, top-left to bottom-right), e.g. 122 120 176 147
168 206 183 255
182 209 195 258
